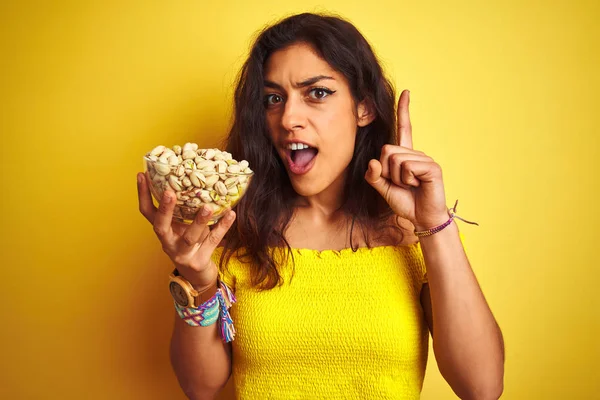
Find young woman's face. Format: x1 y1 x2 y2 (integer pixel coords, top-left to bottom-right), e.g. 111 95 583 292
263 42 369 198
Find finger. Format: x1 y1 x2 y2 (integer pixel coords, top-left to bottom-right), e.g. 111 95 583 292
397 90 413 149
365 159 391 198
200 209 236 254
390 153 432 189
137 172 157 223
152 190 177 249
401 160 440 187
178 205 214 248
379 144 425 180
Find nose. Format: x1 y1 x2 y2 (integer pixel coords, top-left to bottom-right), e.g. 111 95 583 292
280 95 306 132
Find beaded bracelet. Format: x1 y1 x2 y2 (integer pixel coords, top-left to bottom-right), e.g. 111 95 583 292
414 199 479 237
174 279 237 343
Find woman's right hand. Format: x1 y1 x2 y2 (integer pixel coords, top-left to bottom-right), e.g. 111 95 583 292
136 172 236 291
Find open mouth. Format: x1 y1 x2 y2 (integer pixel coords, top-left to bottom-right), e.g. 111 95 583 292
285 146 319 175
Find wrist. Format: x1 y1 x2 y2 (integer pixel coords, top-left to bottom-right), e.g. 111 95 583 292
414 214 451 232
192 280 219 303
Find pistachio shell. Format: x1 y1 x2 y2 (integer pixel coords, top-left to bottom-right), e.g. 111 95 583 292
182 143 194 153
225 159 238 166
199 191 212 203
172 145 182 155
227 164 241 173
148 154 158 162
182 177 192 187
215 181 228 196
239 160 249 169
205 174 219 187
194 156 205 165
186 198 202 207
217 161 227 173
150 145 166 157
191 143 199 151
224 177 238 188
213 153 225 161
155 163 171 176
175 165 186 177
209 190 220 202
168 175 183 192
182 150 197 160
227 186 239 196
204 149 216 160
168 155 180 165
189 171 206 188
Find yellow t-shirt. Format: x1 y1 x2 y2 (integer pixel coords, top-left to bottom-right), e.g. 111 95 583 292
212 234 465 399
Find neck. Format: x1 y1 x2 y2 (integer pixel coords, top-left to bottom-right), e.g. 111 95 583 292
292 168 347 224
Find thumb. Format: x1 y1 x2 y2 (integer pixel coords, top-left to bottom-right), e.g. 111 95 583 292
364 159 388 195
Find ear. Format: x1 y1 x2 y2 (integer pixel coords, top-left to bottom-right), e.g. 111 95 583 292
356 100 376 127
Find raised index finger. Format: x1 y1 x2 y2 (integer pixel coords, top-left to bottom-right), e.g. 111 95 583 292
397 89 413 149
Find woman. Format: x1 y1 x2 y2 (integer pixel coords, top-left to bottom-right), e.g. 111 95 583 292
137 12 504 400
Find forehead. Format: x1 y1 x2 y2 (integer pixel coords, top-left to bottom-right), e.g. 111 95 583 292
263 42 340 82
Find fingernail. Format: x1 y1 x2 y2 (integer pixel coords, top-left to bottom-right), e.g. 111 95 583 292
137 174 142 184
163 193 172 204
201 206 210 216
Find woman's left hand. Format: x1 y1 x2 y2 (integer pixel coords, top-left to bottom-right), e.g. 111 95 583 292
365 90 449 231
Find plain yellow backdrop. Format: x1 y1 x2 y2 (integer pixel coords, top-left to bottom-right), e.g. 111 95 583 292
1 1 598 399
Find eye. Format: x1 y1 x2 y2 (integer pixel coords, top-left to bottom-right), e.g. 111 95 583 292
308 87 335 100
265 94 283 107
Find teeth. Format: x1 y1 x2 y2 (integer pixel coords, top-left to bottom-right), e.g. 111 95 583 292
287 143 310 150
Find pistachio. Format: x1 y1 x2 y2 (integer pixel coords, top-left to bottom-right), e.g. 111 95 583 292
168 155 180 166
204 149 216 160
205 174 219 187
215 181 228 196
186 198 202 207
224 177 238 188
168 176 183 192
150 145 166 157
145 143 253 222
175 165 186 177
227 164 241 173
182 150 197 160
216 161 227 174
199 191 212 203
155 163 171 176
189 171 206 188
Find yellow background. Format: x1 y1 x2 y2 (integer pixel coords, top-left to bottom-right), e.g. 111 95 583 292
1 1 598 399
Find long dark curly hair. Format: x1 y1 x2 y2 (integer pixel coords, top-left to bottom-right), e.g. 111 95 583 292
216 12 405 290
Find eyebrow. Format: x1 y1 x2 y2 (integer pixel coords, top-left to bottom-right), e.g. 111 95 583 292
264 75 335 91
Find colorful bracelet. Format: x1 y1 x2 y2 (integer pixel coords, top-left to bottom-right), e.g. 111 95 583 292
414 199 479 237
174 280 237 343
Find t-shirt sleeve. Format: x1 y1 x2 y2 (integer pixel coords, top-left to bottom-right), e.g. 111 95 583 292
420 231 468 284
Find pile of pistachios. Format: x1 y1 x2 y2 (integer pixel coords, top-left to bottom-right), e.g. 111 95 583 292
144 143 253 221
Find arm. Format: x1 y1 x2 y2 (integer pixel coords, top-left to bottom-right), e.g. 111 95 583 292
170 286 233 400
418 222 504 400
